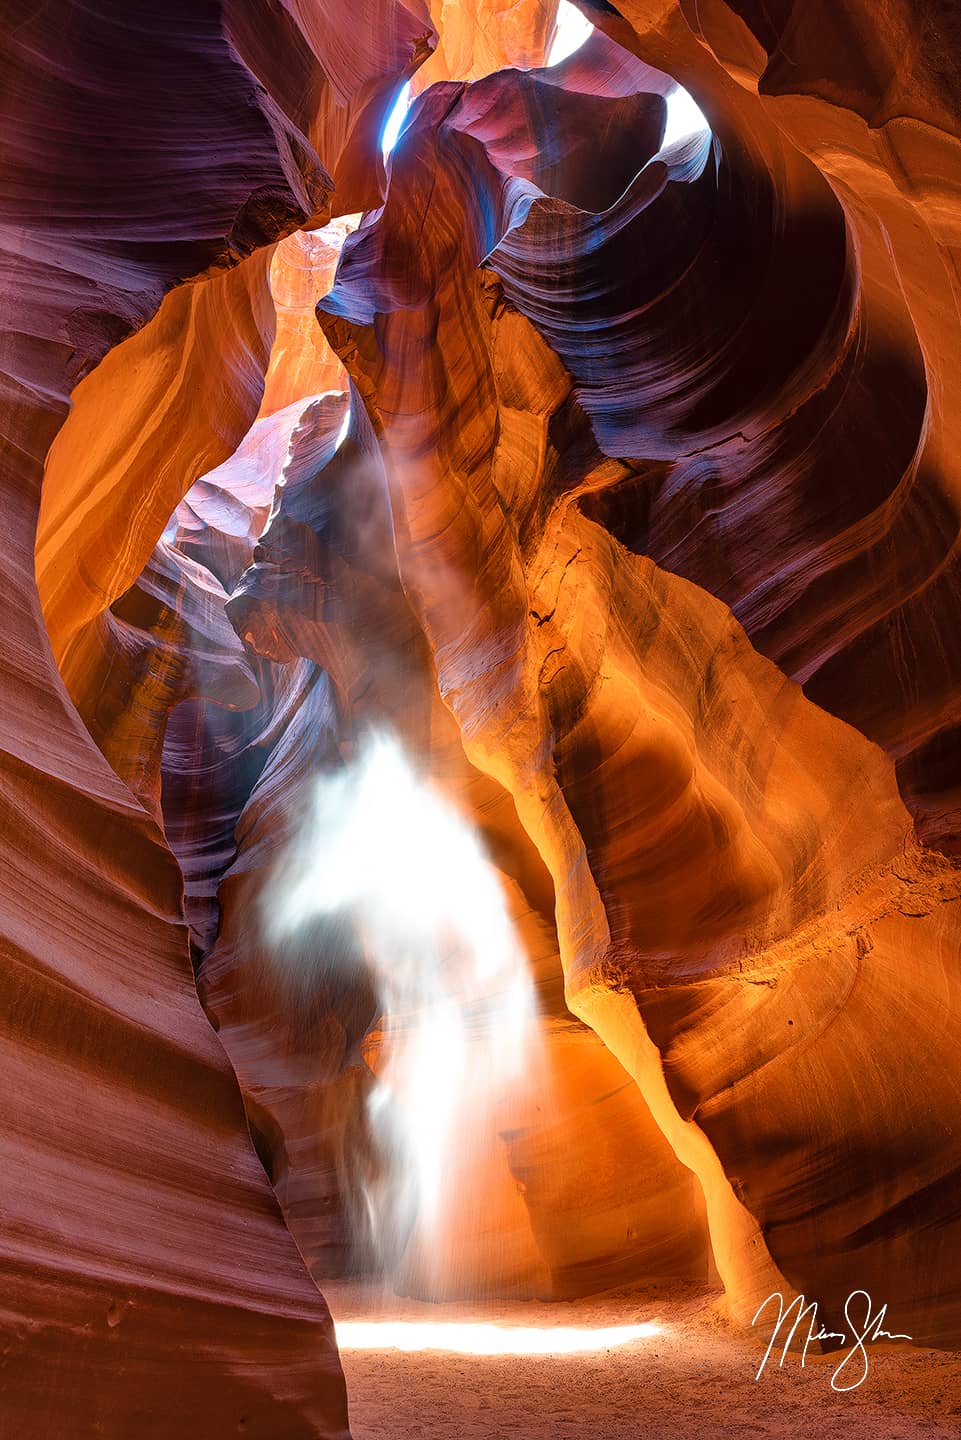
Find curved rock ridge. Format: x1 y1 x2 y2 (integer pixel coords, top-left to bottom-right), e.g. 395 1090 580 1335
314 33 961 1341
35 250 278 669
168 397 313 591
30 0 433 669
577 0 961 855
146 397 336 954
4 0 461 1432
156 400 352 957
59 538 261 824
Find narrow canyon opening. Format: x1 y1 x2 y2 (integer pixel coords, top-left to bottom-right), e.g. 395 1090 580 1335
15 0 961 1436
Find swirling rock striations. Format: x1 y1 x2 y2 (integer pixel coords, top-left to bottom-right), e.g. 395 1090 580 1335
583 0 961 855
36 253 279 669
9 0 961 1423
1 0 454 1434
314 26 961 1341
193 379 710 1298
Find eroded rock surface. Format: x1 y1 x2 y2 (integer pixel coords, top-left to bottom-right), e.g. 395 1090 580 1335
309 25 961 1339
2 0 448 1434
9 4 961 1432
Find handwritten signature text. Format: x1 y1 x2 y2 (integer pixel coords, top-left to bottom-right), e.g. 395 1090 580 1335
752 1290 912 1392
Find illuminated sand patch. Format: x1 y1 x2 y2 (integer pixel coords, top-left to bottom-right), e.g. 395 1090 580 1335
335 1320 663 1354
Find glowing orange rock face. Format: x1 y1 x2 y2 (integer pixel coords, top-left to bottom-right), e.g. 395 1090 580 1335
416 0 557 88
304 27 961 1343
2 0 431 1433
8 1 961 1433
198 389 710 1301
260 222 357 418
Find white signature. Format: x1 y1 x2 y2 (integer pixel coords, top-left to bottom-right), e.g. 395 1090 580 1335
752 1290 912 1392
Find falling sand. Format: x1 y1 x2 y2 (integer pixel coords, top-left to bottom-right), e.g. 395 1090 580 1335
325 1280 961 1440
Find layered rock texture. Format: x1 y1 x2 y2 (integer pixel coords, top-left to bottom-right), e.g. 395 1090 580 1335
3 0 430 1435
307 27 961 1340
4 0 961 1434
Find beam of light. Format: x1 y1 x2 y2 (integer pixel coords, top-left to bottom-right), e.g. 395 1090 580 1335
334 1320 662 1354
265 732 541 1283
547 0 594 66
382 81 412 157
661 84 711 148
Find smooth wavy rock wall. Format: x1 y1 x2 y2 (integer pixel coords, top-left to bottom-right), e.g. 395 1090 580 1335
3 0 442 1435
312 24 961 1341
8 5 961 1436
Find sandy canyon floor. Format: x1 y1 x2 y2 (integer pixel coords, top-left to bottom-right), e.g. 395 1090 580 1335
324 1280 961 1439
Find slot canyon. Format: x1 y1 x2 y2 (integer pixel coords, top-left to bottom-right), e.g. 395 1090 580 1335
4 0 961 1436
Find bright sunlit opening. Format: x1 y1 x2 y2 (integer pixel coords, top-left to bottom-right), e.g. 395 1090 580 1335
334 1321 662 1354
382 81 412 157
661 84 710 148
547 0 593 66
